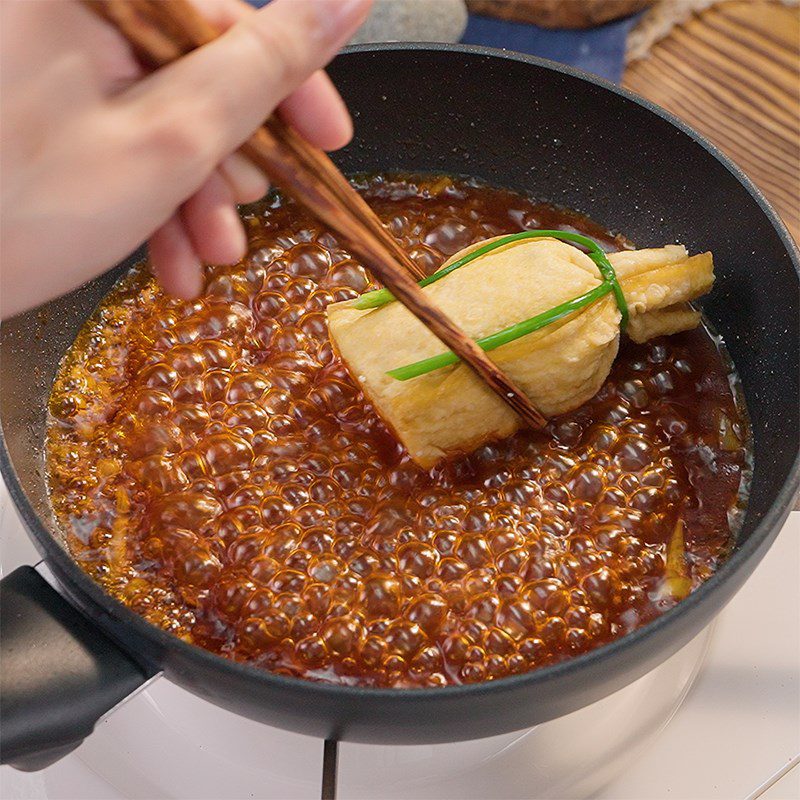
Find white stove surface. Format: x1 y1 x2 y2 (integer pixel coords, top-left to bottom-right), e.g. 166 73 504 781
1 474 797 800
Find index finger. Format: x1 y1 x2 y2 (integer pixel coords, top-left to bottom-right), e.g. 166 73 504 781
193 0 355 152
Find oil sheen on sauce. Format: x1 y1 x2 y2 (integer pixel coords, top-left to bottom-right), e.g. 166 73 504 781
46 174 750 688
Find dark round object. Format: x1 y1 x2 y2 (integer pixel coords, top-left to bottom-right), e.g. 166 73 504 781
466 0 654 29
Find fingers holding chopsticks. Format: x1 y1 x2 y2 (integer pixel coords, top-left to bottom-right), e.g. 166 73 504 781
0 0 372 315
113 0 370 296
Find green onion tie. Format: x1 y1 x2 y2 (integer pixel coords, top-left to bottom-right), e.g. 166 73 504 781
351 230 629 381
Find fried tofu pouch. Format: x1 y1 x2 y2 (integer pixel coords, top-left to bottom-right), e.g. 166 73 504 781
327 238 714 467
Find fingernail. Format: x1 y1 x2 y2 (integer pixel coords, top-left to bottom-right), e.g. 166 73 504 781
309 0 372 39
221 211 249 265
183 268 206 300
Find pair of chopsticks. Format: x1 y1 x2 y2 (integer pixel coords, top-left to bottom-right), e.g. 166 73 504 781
83 0 547 430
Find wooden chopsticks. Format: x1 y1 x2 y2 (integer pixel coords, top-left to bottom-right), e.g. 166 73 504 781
83 0 547 430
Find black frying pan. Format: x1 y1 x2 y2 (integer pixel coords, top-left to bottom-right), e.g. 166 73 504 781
2 45 799 775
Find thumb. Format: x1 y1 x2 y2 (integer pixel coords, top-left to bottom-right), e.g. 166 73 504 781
120 0 370 192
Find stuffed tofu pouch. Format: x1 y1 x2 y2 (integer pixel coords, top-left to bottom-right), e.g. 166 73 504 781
327 238 714 467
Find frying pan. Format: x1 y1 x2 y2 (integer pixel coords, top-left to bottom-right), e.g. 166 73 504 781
2 44 799 777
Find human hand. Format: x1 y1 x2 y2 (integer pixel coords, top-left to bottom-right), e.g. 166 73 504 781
0 0 371 318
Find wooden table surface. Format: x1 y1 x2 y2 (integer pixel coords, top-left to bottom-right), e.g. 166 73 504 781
624 1 799 508
623 0 799 243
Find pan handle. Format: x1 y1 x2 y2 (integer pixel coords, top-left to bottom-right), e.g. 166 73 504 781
0 566 155 771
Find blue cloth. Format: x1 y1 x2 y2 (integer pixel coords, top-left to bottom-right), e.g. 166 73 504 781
247 1 638 85
461 12 641 84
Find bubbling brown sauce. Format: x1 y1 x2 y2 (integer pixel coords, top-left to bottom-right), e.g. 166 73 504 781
47 174 749 688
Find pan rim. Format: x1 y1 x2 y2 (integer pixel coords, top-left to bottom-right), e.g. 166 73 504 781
2 42 799 707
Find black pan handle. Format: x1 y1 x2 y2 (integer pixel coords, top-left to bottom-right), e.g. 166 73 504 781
0 566 154 771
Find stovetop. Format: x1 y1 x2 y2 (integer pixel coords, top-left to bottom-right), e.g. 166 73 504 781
1 475 797 800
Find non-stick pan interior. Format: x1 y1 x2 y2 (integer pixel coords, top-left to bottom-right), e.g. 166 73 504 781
2 46 798 565
1 259 134 544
